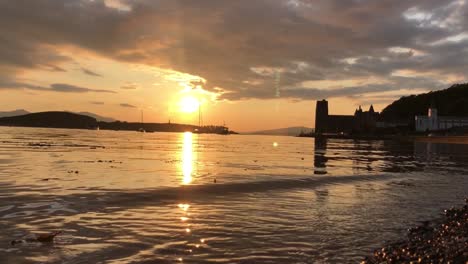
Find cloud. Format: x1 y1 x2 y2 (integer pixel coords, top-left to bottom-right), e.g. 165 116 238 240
0 0 467 101
284 76 447 100
49 83 115 93
0 78 116 94
81 68 102 77
120 83 139 90
90 101 105 105
120 103 136 108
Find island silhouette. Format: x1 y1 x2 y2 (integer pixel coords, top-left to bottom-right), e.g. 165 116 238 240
0 111 234 134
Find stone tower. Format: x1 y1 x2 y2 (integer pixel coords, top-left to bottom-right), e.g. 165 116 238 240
315 99 329 134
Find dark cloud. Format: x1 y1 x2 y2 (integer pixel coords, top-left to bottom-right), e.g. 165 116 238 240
81 68 102 77
120 83 139 90
282 76 447 101
49 83 114 93
90 101 105 105
220 75 447 101
120 103 137 108
0 0 466 101
0 78 116 93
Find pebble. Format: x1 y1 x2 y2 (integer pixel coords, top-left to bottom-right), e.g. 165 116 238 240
362 198 468 263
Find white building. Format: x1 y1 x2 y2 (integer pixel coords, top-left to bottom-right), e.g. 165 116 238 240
415 108 468 132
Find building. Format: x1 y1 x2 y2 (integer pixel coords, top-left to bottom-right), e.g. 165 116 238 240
415 108 468 132
315 100 353 134
354 104 379 132
315 99 379 134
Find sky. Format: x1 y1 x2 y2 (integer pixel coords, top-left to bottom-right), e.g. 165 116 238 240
1 0 467 132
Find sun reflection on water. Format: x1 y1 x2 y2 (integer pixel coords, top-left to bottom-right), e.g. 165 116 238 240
181 132 194 184
178 203 190 211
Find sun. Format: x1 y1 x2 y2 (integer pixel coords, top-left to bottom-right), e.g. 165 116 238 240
179 96 200 113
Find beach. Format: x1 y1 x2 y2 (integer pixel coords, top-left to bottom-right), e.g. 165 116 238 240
363 199 468 263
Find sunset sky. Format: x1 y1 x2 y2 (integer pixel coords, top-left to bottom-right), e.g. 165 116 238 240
1 0 467 131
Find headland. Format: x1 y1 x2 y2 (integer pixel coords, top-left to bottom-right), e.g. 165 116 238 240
0 111 236 134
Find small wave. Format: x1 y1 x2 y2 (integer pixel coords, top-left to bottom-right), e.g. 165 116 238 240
106 174 396 205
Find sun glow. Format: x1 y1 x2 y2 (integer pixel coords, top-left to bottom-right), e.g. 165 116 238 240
179 96 200 113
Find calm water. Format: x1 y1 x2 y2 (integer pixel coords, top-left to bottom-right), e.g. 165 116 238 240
0 127 467 263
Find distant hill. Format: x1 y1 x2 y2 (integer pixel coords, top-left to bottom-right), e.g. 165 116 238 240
0 112 98 129
244 126 313 136
381 83 468 121
0 109 29 118
0 111 235 134
0 109 116 122
77 112 116 122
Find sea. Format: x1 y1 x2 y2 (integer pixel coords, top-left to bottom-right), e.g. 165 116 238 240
0 127 467 263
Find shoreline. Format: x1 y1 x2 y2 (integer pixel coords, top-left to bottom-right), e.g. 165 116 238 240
413 136 468 145
362 198 468 263
0 124 236 135
299 134 468 145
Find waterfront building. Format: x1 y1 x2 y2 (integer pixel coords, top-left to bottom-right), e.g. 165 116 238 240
415 108 468 132
315 99 379 134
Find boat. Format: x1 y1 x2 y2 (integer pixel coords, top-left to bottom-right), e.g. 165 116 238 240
138 109 145 133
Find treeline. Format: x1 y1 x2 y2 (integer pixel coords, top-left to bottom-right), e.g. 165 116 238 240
381 83 468 121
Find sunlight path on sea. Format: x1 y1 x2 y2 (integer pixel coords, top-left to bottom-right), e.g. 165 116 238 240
181 132 194 185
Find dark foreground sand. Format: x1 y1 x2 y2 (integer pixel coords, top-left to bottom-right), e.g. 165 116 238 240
362 199 468 263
